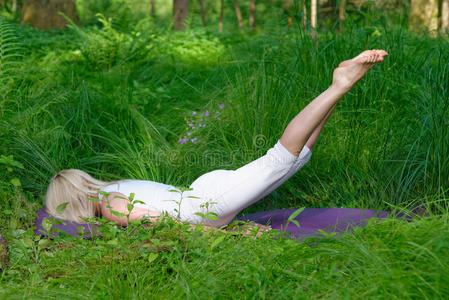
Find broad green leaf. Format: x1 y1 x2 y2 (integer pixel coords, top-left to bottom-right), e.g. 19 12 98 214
38 239 50 249
98 191 110 197
112 195 127 200
148 252 158 263
76 226 85 236
210 235 226 249
111 210 126 218
290 220 300 228
288 207 305 221
127 203 134 212
133 200 145 205
206 216 220 221
88 197 102 202
129 193 135 201
107 238 118 246
21 237 34 248
56 202 69 214
187 196 200 199
41 217 53 233
10 178 21 187
318 229 333 237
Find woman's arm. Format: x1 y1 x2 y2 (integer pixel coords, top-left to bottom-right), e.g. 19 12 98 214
100 192 162 226
100 192 226 233
100 192 268 237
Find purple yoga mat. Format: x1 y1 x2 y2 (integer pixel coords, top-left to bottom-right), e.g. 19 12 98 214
34 207 99 238
35 206 391 239
235 208 390 240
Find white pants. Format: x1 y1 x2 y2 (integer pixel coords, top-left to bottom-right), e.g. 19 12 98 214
180 141 312 226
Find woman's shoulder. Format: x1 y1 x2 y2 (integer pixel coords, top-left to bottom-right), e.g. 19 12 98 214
101 179 168 193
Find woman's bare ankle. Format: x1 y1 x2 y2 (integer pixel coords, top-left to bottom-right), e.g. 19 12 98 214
327 83 351 96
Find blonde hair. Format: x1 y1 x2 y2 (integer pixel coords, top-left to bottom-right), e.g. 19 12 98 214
45 169 111 223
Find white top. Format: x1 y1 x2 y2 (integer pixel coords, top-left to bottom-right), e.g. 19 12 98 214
101 180 180 215
100 141 312 224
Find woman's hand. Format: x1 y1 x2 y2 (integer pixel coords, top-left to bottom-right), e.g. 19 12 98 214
228 222 272 238
247 223 272 237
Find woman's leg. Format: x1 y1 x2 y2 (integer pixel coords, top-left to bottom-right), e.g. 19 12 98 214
187 141 309 226
185 50 388 226
280 49 388 156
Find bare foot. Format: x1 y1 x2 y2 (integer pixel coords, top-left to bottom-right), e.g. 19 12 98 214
332 49 388 92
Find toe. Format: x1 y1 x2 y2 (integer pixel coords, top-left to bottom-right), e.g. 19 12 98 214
376 49 389 57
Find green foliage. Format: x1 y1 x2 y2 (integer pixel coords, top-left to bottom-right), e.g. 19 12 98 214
69 13 149 70
0 7 448 297
0 16 21 99
0 155 24 189
76 0 134 29
2 213 449 298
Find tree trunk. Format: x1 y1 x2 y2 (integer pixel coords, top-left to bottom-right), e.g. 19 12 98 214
173 0 189 30
21 0 80 29
438 0 443 29
233 0 244 28
303 0 307 27
151 0 156 16
219 0 224 32
443 0 449 30
339 0 346 21
199 0 206 26
409 0 439 33
339 0 346 31
0 231 9 270
311 0 317 29
249 0 255 29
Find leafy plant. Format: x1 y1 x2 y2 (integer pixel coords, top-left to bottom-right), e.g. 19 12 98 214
0 155 24 188
194 200 220 224
168 186 198 220
0 16 22 111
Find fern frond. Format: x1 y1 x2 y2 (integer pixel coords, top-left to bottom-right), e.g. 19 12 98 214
0 16 22 79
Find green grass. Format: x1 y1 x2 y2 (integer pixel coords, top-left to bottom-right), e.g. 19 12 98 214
0 8 448 299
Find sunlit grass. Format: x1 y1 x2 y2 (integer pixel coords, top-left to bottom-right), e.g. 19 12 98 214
0 11 448 298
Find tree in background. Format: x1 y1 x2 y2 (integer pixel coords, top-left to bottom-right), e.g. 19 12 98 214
339 0 347 31
233 0 244 28
439 0 449 31
249 0 255 29
219 0 224 31
21 0 79 29
173 0 189 30
443 0 449 30
410 0 449 33
151 0 156 16
0 0 19 14
199 0 206 26
311 0 317 30
410 0 439 32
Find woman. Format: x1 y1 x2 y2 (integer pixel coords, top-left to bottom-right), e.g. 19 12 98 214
45 50 388 232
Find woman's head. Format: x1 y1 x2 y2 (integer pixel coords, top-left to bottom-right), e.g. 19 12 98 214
45 169 108 223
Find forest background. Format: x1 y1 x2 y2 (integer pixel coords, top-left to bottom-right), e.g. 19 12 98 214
0 0 448 298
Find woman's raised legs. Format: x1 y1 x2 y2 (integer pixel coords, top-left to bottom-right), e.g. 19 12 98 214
280 49 388 155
